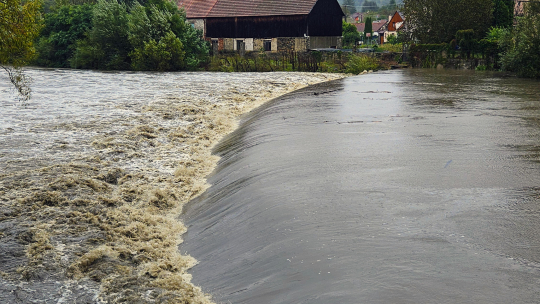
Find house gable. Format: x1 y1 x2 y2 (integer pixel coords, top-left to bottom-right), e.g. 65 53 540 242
308 0 345 36
387 11 404 32
188 0 344 39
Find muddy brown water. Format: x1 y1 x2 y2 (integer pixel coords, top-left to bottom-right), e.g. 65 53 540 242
0 68 343 303
182 69 540 304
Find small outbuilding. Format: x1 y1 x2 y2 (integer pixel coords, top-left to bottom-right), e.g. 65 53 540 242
178 0 345 52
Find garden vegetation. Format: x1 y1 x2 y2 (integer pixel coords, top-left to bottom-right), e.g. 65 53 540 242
34 0 209 71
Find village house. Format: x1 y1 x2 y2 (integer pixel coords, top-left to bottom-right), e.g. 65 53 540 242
372 19 388 43
381 11 404 44
178 0 345 53
354 19 387 44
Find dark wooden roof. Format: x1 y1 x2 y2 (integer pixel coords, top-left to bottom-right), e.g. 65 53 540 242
179 0 319 18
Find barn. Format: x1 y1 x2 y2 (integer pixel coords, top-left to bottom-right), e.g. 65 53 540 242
178 0 345 52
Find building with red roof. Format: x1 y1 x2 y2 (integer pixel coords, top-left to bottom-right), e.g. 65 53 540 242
179 0 345 52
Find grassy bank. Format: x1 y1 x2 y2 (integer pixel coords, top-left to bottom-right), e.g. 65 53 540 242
207 51 395 74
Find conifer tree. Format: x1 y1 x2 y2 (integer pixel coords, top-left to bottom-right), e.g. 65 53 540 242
364 16 373 40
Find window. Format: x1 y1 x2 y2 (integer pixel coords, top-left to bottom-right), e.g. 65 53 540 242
263 40 271 51
211 39 218 55
236 40 245 52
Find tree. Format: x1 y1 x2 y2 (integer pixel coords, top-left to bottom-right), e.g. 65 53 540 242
68 0 208 70
1 0 43 100
342 21 361 47
493 0 513 28
364 16 373 40
34 4 94 68
499 1 540 78
403 0 493 43
70 0 130 69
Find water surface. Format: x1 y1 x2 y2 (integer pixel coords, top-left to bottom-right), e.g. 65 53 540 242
183 69 540 304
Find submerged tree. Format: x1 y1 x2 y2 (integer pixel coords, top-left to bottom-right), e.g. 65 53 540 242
0 0 43 101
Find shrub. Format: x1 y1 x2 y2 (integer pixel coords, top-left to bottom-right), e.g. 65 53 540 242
342 21 361 48
345 54 379 74
130 32 185 71
378 43 402 53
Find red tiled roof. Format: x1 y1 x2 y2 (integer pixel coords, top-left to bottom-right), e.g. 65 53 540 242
179 0 319 18
355 23 365 32
178 0 218 18
372 20 387 32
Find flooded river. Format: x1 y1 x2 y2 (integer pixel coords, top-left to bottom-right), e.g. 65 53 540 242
183 69 540 304
0 68 344 303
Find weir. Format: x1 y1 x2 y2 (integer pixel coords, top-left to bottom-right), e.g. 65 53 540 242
182 69 540 304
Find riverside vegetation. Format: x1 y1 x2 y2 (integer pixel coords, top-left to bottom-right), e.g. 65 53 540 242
402 0 540 78
31 0 385 74
34 0 209 71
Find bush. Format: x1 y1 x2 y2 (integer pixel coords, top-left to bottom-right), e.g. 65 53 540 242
378 43 402 53
345 54 379 74
499 3 540 78
37 0 208 71
342 21 361 48
130 32 185 71
34 4 94 68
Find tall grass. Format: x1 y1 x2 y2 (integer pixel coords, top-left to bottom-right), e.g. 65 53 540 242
207 51 387 74
345 54 380 74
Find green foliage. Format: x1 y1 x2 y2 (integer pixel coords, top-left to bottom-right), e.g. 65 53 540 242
403 0 493 43
485 26 507 43
499 3 540 78
84 0 130 69
475 64 487 71
342 21 361 48
34 4 93 67
130 32 185 71
492 0 513 28
1 0 43 101
456 29 476 57
364 17 373 39
345 54 379 74
410 43 449 53
1 0 44 67
387 34 398 45
36 0 209 71
378 43 402 52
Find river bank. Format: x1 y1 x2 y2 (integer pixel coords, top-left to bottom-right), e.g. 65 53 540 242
0 70 347 303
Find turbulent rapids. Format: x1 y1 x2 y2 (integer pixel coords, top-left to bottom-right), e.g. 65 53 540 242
0 69 346 303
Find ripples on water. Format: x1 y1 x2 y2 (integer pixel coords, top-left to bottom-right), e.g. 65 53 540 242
182 69 540 304
0 68 344 303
